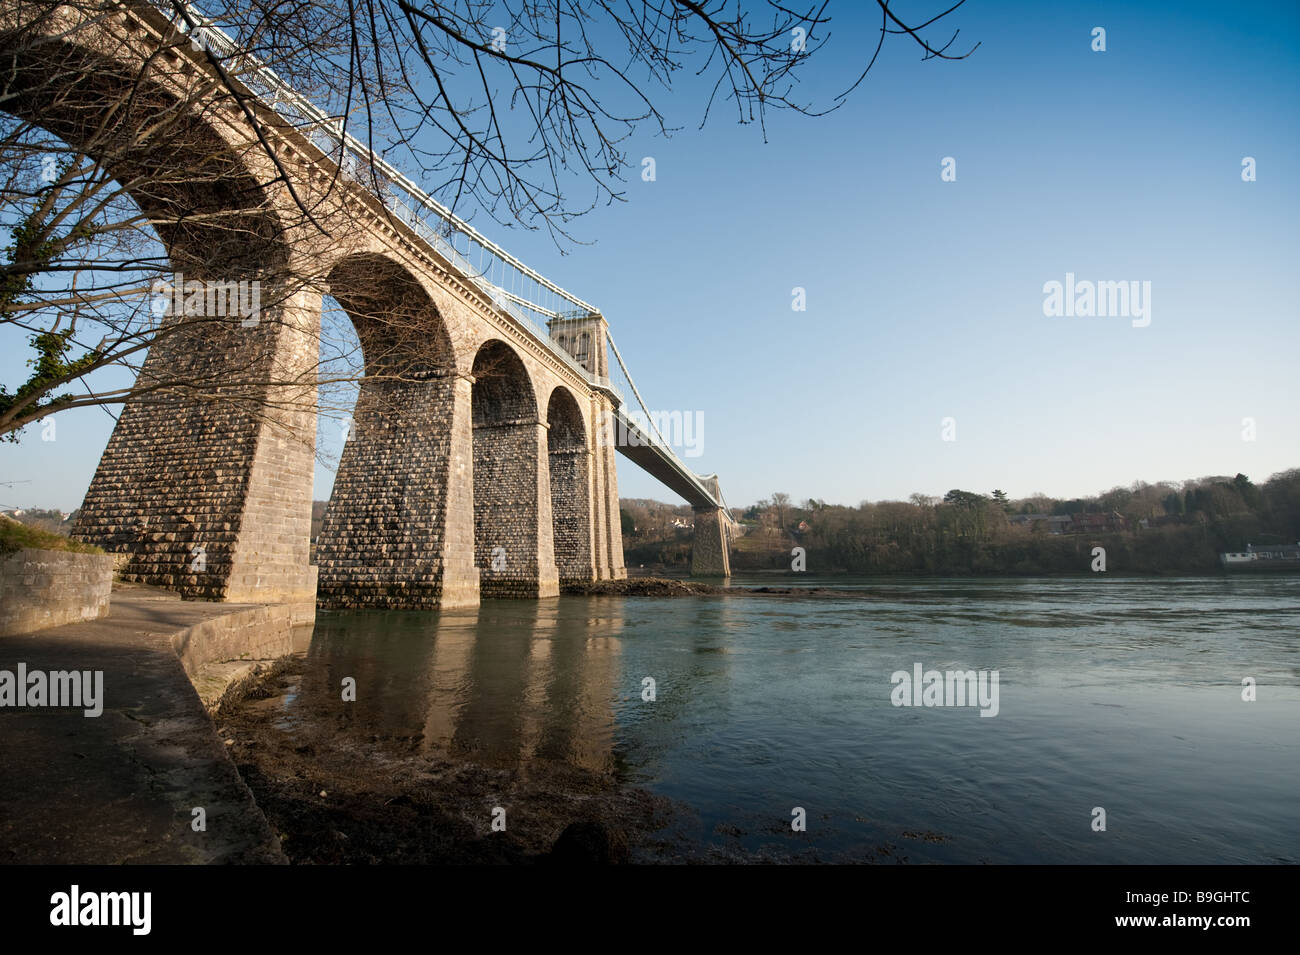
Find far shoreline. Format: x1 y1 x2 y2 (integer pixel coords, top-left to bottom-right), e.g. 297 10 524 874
561 570 1296 599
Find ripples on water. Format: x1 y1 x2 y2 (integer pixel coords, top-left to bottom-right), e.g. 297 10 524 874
276 576 1300 863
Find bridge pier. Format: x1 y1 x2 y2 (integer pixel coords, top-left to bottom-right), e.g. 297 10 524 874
549 446 595 585
72 288 321 605
473 417 560 599
546 389 596 586
316 374 480 610
595 427 627 580
690 506 732 578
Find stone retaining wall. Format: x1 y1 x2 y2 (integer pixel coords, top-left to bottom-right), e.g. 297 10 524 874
168 602 309 679
0 547 115 636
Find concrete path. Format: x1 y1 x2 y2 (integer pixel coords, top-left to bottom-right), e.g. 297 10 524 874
0 586 289 864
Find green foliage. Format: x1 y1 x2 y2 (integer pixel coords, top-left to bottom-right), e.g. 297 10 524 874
1 174 104 440
0 518 103 556
0 327 103 440
942 489 986 509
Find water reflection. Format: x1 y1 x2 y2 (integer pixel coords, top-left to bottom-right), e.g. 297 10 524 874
277 576 1300 863
300 598 625 773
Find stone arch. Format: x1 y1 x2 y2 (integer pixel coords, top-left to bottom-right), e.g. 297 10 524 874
316 253 477 608
471 340 558 597
326 253 454 377
0 19 292 280
2 17 326 601
472 340 537 423
546 387 594 584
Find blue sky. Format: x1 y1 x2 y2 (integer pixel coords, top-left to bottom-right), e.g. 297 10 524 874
3 0 1297 511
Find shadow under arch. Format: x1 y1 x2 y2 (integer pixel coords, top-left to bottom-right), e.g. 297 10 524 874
471 340 559 598
1 16 325 600
546 386 594 584
0 17 292 281
316 252 478 609
324 253 454 378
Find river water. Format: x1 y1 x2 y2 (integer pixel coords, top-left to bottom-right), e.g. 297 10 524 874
269 575 1300 863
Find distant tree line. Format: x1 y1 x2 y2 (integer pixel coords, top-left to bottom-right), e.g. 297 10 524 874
0 506 72 536
633 470 1300 575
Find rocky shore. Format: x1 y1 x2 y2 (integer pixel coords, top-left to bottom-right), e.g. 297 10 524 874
216 636 933 864
214 580 908 864
561 576 874 599
217 660 677 864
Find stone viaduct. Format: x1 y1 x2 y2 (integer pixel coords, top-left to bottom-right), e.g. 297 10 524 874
1 1 733 611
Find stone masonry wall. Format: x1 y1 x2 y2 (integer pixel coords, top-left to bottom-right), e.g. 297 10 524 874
548 448 592 584
585 400 607 579
223 291 320 604
473 420 559 597
598 403 627 579
546 388 595 586
691 506 732 577
71 300 316 601
317 374 479 609
0 548 115 636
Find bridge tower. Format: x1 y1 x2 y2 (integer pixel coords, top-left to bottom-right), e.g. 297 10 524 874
547 311 608 379
691 476 733 578
547 312 625 582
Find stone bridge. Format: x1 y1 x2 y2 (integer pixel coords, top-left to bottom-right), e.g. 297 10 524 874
1 1 733 609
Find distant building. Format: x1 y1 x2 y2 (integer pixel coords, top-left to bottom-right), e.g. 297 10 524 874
1070 510 1128 533
1010 513 1073 535
1220 543 1300 569
1009 513 1043 525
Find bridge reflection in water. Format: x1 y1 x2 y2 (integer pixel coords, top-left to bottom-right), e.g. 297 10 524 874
290 600 627 774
